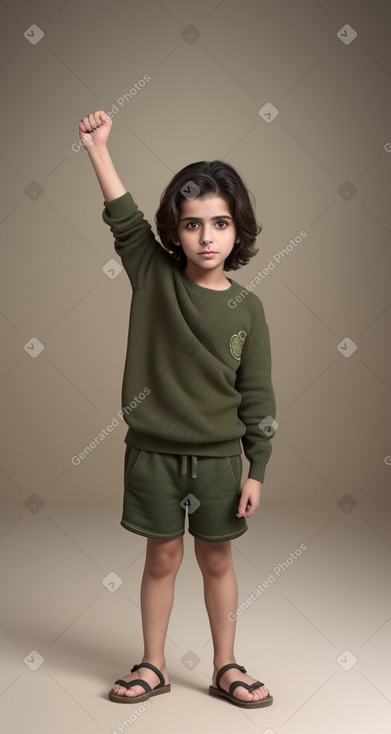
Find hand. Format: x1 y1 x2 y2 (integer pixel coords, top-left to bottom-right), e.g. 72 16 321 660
236 478 262 518
78 110 112 150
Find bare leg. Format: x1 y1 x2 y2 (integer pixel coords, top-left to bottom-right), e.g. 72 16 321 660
111 536 183 698
194 538 270 703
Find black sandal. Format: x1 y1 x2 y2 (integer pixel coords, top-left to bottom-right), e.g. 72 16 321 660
109 662 171 703
209 663 273 708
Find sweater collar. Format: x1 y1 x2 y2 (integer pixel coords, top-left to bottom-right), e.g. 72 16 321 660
180 270 234 298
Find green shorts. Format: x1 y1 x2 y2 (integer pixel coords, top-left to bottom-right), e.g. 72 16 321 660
121 446 248 542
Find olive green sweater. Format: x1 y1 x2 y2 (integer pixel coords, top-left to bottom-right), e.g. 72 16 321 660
102 192 276 483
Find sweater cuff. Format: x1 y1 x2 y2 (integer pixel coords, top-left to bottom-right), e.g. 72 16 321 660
103 191 138 217
248 462 266 484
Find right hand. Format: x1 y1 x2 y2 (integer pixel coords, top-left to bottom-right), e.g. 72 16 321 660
78 110 112 150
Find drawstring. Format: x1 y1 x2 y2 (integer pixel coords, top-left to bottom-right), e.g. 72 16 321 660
181 456 187 476
180 455 198 478
191 456 197 479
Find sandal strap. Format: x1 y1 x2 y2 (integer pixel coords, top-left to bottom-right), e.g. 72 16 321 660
229 679 264 695
114 677 151 693
130 662 165 688
216 663 247 689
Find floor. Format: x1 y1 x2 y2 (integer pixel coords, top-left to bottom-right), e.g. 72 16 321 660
1 493 390 734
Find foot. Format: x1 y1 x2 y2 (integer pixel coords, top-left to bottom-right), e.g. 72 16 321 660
212 663 270 703
111 662 169 699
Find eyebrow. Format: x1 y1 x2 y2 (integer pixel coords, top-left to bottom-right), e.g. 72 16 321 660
179 215 233 222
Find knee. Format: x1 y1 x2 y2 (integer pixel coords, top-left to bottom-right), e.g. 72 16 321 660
195 540 232 577
145 538 184 579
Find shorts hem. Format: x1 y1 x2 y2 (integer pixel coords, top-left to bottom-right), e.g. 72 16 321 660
189 525 248 543
120 519 184 540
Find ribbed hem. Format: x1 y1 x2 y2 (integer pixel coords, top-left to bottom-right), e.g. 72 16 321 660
124 427 242 459
248 462 267 484
103 191 138 217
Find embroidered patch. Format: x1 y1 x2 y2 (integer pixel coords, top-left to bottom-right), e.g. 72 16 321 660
230 331 247 360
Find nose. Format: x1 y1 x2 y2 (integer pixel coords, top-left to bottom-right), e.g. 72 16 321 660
200 225 213 245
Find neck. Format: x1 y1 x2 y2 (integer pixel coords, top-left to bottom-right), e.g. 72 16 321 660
184 263 231 291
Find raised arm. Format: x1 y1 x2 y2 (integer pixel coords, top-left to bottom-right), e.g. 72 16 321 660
79 110 126 202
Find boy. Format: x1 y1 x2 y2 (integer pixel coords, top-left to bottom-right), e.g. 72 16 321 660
79 110 276 708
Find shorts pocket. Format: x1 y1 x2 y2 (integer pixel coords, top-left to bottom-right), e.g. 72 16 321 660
124 445 143 485
226 455 242 493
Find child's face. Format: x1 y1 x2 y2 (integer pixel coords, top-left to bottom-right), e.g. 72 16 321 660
172 195 239 278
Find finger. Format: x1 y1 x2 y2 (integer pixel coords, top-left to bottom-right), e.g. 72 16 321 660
96 110 110 123
89 111 104 129
79 112 104 132
79 118 90 132
79 116 97 134
236 495 249 517
88 113 99 132
79 111 105 134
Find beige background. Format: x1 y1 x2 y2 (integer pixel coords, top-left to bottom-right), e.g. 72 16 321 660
1 1 390 733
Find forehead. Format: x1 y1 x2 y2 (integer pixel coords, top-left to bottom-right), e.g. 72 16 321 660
178 195 232 219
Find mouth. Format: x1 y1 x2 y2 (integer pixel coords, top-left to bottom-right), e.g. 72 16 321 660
199 251 217 257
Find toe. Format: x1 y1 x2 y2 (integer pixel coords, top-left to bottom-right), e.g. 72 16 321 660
124 685 145 697
233 685 254 701
256 685 270 700
111 684 124 695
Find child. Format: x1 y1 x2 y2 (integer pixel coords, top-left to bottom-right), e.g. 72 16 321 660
79 110 276 709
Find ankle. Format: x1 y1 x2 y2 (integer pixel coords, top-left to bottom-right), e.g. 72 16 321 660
213 656 236 671
140 656 166 670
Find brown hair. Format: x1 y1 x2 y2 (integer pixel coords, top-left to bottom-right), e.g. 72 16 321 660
154 160 262 270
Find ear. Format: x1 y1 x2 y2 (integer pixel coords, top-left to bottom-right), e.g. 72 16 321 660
171 236 181 247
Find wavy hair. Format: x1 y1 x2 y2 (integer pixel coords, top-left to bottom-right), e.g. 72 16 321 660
154 160 262 270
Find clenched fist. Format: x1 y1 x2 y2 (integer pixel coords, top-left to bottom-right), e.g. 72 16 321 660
78 110 112 150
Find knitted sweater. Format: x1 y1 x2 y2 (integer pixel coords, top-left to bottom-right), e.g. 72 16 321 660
102 192 276 483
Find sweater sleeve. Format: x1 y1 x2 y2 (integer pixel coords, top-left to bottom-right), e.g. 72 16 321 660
101 191 168 289
235 322 277 484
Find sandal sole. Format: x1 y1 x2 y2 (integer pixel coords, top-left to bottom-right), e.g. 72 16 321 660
109 683 171 704
209 685 273 708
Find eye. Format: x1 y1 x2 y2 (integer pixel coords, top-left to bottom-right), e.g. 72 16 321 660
186 221 199 229
216 220 229 228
